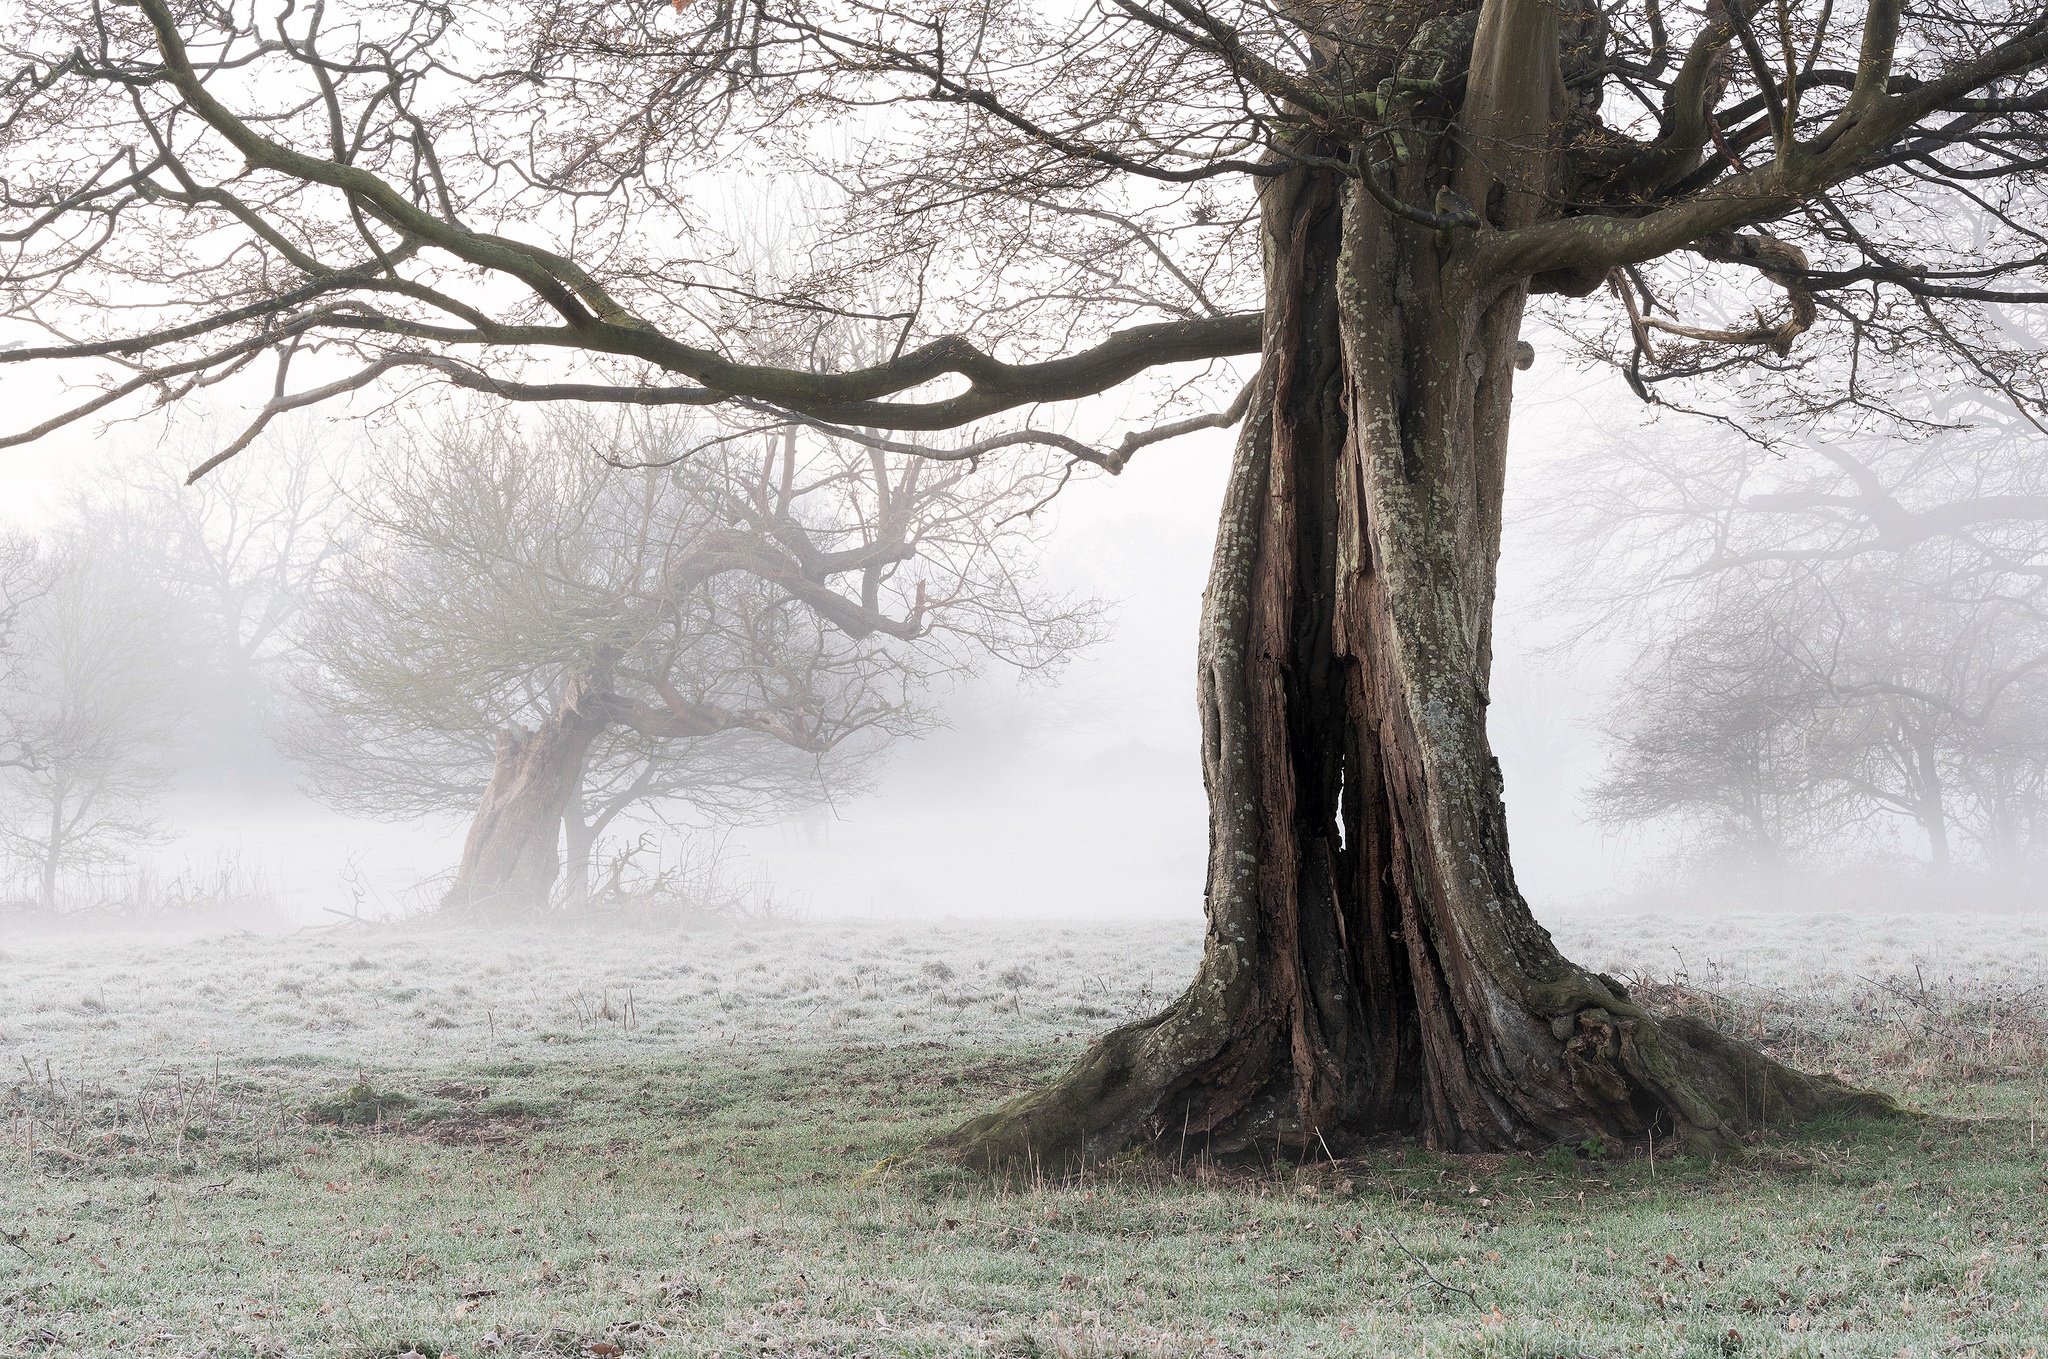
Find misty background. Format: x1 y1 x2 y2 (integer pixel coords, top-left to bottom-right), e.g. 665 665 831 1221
0 348 2036 926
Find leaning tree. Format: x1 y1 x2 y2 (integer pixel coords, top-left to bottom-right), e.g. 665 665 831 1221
4 0 2046 1162
291 405 1091 916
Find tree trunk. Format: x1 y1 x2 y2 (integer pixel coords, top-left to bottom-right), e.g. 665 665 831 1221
561 775 653 909
561 800 598 910
1913 737 1953 872
942 156 1905 1169
442 668 610 917
38 787 62 913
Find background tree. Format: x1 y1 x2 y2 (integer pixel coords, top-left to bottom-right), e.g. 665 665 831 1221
5 0 2046 1161
71 423 346 789
1557 405 2048 878
1589 585 1850 872
0 542 182 910
137 423 343 772
290 405 1095 916
0 532 47 768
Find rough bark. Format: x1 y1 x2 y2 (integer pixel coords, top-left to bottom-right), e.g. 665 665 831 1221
941 140 1907 1171
442 668 611 917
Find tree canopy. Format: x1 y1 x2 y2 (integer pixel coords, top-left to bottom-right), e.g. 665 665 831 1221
2 0 2040 461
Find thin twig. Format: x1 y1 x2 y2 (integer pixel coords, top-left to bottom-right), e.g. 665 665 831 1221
1383 1230 1481 1310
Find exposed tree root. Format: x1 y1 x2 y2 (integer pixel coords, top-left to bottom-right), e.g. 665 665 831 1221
935 990 1914 1174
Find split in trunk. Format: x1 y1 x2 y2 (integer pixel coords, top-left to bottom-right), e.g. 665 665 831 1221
442 667 612 917
440 654 830 917
941 154 1908 1171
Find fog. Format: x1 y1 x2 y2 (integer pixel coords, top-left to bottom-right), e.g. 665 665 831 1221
0 359 1670 928
8 328 2047 937
718 367 1648 921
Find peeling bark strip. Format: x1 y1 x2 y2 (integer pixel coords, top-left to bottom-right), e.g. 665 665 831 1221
941 1 1911 1169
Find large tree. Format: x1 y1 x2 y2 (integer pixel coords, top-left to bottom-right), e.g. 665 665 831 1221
5 0 2046 1162
0 541 182 910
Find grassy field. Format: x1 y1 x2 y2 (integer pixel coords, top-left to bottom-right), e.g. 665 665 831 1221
3 913 2047 1358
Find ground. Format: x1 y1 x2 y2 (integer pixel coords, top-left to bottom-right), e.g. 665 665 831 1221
2 908 2046 1358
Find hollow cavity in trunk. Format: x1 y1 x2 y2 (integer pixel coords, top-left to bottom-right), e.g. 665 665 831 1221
942 164 1903 1169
